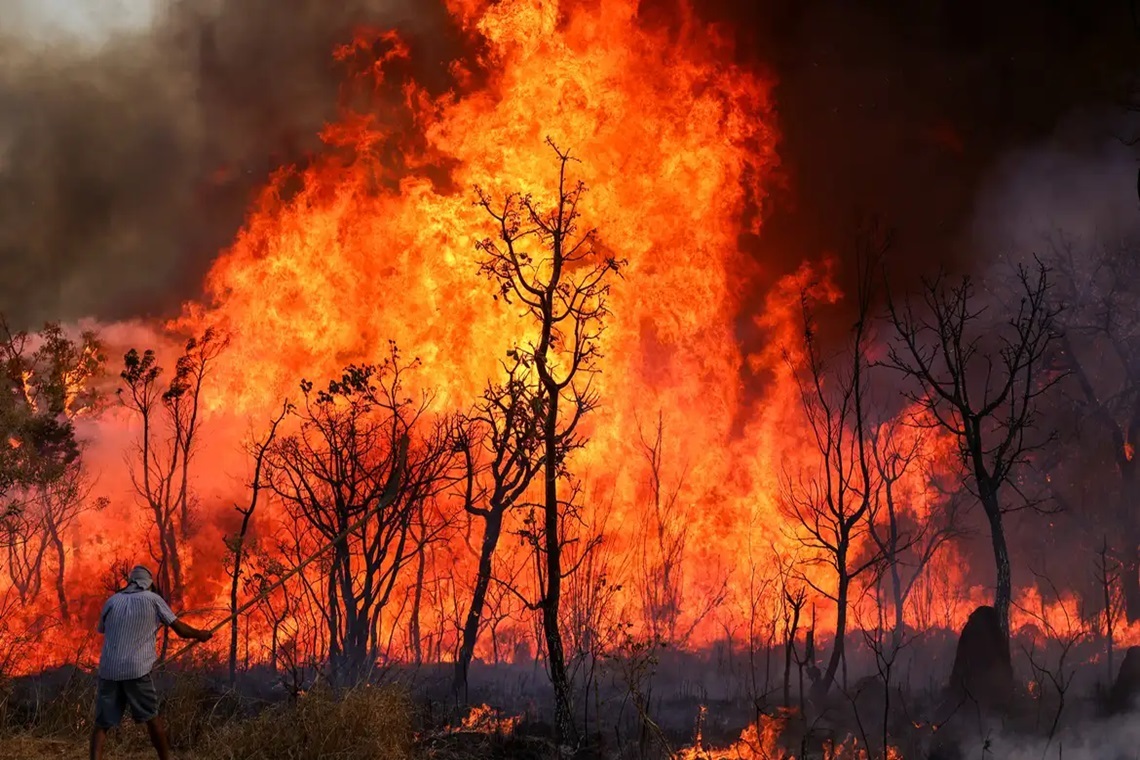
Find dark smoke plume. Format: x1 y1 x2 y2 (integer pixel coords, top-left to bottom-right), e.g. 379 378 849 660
0 0 455 327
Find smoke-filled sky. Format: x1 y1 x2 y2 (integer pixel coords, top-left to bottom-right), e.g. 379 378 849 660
0 0 1135 327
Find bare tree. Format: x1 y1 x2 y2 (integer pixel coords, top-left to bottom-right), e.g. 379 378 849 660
635 412 725 646
474 139 622 743
265 347 458 685
3 462 102 620
454 353 543 696
886 260 1064 637
867 420 963 650
119 329 226 605
1014 572 1088 750
1047 234 1140 621
780 231 886 702
1095 536 1123 678
225 401 289 686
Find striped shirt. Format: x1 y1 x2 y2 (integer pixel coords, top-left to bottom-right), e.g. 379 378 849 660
96 586 178 680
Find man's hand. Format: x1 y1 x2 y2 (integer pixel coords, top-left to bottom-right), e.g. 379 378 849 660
171 618 213 642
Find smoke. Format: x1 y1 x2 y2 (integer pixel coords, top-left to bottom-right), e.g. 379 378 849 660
970 112 1140 262
0 0 450 328
959 715 1140 760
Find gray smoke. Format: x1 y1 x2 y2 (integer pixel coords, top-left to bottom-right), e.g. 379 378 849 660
0 0 442 328
970 110 1140 262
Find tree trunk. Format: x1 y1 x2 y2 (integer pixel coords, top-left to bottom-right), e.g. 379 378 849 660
815 570 848 702
542 394 575 745
981 488 1012 637
782 603 800 707
455 511 504 698
1120 460 1140 622
50 529 68 622
1124 554 1140 623
890 555 904 650
410 545 426 665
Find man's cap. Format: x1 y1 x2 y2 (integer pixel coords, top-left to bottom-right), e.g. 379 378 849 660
128 565 154 590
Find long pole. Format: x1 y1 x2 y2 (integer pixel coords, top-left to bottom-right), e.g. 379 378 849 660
156 435 409 669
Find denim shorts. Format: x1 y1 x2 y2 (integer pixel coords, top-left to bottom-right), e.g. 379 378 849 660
94 673 160 728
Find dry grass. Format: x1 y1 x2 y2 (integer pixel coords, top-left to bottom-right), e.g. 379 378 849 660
201 684 416 760
3 679 417 760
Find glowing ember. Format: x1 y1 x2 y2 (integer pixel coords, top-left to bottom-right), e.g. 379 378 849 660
453 703 522 736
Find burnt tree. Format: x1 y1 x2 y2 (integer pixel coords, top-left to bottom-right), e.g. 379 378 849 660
265 348 457 685
1047 235 1140 622
475 140 622 743
780 234 884 703
119 329 225 606
454 353 543 697
867 420 962 650
886 260 1063 637
225 401 289 686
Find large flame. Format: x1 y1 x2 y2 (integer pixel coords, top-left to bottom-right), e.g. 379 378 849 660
176 0 783 647
5 0 1008 670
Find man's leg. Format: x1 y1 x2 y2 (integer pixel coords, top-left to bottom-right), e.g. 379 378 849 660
91 679 125 760
89 726 107 760
145 716 172 760
124 673 168 760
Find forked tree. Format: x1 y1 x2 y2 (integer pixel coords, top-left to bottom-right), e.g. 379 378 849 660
454 353 543 697
474 140 623 743
886 259 1063 637
119 329 225 606
780 232 885 703
265 348 458 685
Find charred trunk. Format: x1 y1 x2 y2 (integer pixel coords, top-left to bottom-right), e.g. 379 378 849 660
815 567 849 702
410 544 426 665
1120 459 1140 623
542 393 575 745
49 528 68 622
981 487 1011 638
455 510 504 698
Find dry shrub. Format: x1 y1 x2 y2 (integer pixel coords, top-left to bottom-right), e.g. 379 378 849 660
2 668 94 738
202 683 415 760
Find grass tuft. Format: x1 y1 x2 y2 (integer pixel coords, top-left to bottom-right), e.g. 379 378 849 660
200 683 416 760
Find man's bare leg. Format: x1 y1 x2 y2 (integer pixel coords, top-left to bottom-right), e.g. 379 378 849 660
145 717 172 760
89 726 107 760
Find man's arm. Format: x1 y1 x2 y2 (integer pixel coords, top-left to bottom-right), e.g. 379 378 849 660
96 598 111 634
153 593 212 642
170 618 213 643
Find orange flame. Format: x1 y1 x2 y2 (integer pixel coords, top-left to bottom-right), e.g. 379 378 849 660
0 0 998 672
454 703 522 735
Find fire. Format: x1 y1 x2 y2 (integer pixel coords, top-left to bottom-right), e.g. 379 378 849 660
453 703 522 736
676 708 902 760
0 0 999 677
169 0 782 653
676 707 791 760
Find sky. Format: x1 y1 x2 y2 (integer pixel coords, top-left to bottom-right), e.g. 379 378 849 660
1 0 162 45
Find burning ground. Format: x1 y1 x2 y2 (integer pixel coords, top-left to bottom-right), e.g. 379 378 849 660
2 0 1140 758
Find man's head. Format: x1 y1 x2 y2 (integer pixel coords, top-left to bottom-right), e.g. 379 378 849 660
127 565 154 591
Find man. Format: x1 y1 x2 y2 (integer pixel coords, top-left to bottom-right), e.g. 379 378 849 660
91 566 212 760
